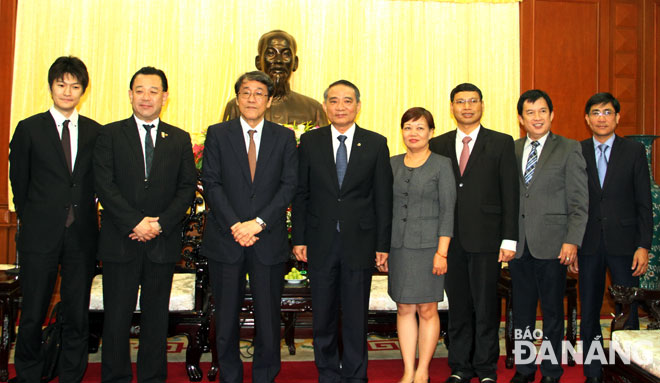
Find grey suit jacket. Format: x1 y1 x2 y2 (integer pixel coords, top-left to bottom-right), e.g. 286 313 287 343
390 153 456 249
514 132 588 259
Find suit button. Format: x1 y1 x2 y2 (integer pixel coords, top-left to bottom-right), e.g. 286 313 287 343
404 192 408 196
337 198 342 202
141 209 145 213
522 214 525 218
71 183 76 187
73 204 78 208
403 205 407 208
405 179 410 183
402 218 407 222
525 194 529 198
251 194 256 199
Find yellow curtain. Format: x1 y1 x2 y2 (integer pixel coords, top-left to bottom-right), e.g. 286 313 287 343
10 0 520 207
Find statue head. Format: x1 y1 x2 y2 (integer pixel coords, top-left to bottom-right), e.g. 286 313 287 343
255 30 299 98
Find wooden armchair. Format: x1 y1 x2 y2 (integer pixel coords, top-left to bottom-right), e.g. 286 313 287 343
604 285 660 382
88 183 212 382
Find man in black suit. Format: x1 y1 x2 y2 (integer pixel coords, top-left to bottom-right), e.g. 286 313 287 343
94 67 196 383
292 80 393 383
9 56 101 383
429 83 519 383
574 92 651 383
202 71 297 383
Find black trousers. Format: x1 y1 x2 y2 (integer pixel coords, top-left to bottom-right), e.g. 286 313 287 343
578 237 639 378
208 248 285 383
309 233 373 383
101 252 175 383
444 241 500 381
509 245 567 379
15 224 95 383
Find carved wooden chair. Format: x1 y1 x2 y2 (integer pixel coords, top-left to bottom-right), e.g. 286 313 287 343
604 285 660 382
88 183 211 382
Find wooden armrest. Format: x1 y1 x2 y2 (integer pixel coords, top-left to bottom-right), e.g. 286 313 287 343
609 285 660 331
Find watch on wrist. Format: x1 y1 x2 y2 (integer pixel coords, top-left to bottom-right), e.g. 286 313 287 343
255 217 266 229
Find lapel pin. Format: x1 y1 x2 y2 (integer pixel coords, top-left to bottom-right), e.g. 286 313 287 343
357 142 362 147
161 132 168 138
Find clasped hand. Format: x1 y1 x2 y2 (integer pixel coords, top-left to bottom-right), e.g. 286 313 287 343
231 220 262 247
130 217 161 242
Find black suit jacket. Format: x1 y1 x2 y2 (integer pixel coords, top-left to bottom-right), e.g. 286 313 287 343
291 125 393 269
201 118 298 265
9 111 100 253
429 126 519 252
580 135 652 255
94 117 197 263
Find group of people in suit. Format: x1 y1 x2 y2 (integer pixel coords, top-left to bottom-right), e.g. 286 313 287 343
8 54 651 383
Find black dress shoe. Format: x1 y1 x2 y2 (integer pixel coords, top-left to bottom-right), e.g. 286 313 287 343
584 377 602 383
510 371 535 383
445 375 468 383
540 377 560 383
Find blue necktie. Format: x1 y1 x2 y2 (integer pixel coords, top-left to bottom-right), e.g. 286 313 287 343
597 143 608 187
523 141 540 187
143 124 155 178
336 135 347 187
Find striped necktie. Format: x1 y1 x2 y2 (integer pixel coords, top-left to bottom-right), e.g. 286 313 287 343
523 141 540 186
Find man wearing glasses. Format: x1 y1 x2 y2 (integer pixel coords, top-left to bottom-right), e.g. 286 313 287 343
429 83 519 383
573 92 651 383
202 71 298 383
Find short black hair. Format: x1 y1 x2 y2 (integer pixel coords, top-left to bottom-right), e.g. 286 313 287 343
323 80 361 103
129 66 168 92
517 89 553 115
234 71 274 97
48 56 89 93
401 107 435 131
450 83 482 102
585 92 620 114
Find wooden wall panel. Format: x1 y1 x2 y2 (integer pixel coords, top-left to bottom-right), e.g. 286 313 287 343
0 0 17 265
521 0 608 141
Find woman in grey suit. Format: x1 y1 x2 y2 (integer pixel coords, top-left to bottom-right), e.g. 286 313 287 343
388 107 456 383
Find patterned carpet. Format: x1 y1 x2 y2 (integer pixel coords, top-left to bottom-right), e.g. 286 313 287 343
73 318 623 363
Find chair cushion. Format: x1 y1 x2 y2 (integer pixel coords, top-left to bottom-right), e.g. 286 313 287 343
368 275 449 311
611 329 660 378
89 273 196 311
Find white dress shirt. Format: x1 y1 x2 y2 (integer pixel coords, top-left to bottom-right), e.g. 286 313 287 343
50 106 78 171
454 125 481 163
331 123 356 163
134 115 160 172
240 117 265 160
521 132 550 175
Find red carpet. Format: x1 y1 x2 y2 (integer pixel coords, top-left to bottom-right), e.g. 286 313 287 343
9 357 586 382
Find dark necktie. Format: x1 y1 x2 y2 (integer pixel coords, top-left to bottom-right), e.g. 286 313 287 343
523 141 540 187
336 135 348 187
143 124 155 178
62 119 72 174
248 129 257 181
62 119 75 227
597 143 608 187
459 136 472 175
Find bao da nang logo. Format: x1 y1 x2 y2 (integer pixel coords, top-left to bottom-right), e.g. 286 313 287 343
513 327 653 365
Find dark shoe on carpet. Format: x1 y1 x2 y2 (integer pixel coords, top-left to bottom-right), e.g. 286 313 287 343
510 371 535 383
480 378 497 383
445 374 469 383
540 377 560 383
584 377 602 383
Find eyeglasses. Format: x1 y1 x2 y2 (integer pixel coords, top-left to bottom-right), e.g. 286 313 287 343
589 109 615 117
454 98 481 105
238 90 268 100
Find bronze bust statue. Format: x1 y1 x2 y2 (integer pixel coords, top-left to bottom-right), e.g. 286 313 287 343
222 30 327 126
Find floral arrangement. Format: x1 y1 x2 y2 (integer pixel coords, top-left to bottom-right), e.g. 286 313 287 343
284 121 319 145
